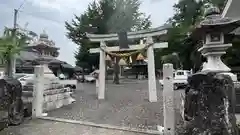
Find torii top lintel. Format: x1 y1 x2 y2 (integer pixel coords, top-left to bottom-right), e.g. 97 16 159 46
86 25 170 42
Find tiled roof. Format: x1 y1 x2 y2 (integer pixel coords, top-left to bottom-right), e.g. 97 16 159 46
17 51 39 61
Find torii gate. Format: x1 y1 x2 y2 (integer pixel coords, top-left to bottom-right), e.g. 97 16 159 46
87 25 169 102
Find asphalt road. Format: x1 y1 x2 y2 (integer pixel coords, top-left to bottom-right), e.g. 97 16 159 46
47 79 184 130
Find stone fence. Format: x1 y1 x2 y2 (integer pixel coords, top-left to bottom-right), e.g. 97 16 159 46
26 65 76 117
22 86 75 112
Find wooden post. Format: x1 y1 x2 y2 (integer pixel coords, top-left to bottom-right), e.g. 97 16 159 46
147 36 157 102
98 41 106 99
163 63 175 134
32 65 44 118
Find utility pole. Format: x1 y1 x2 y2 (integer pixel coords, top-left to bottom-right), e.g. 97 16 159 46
7 0 26 77
10 9 18 77
14 9 18 28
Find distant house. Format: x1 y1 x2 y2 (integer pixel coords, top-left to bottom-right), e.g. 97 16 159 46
0 31 74 77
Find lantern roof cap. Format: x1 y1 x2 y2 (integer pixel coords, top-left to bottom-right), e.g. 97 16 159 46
193 6 240 38
204 6 220 17
199 6 240 27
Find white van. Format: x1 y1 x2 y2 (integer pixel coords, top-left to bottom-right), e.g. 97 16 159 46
159 70 191 90
0 71 5 79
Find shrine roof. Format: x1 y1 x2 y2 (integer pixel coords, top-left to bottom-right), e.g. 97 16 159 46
17 51 39 61
27 43 60 50
61 63 74 69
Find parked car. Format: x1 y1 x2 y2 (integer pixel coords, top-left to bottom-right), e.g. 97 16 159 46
0 71 5 79
84 70 99 83
75 73 85 83
159 70 191 90
15 74 34 87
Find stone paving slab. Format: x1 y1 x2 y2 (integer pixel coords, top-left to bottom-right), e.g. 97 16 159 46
0 119 150 135
47 80 184 130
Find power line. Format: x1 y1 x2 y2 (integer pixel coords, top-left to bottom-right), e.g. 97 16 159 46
17 0 27 10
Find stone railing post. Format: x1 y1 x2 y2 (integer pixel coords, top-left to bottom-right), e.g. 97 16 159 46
147 36 157 102
163 63 175 135
32 65 44 118
95 74 99 95
96 78 99 95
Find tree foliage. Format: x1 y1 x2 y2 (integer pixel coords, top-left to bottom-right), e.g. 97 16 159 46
0 27 31 76
159 0 227 71
65 0 151 70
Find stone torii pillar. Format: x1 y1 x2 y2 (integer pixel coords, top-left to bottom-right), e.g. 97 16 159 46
146 37 158 102
98 41 106 99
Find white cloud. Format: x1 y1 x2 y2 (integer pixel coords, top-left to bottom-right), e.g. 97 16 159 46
140 0 178 27
27 0 91 13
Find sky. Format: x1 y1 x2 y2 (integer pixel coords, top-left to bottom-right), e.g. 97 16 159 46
0 0 178 66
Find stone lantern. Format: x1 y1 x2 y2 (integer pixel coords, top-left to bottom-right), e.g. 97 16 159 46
194 6 240 80
180 6 240 135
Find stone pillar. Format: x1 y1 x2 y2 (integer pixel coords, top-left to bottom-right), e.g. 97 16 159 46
98 41 106 99
147 36 157 102
96 78 99 95
32 65 44 118
11 55 16 76
163 64 175 135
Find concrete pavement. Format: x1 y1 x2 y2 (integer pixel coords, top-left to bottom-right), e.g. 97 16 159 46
47 80 184 130
0 79 184 135
0 119 149 135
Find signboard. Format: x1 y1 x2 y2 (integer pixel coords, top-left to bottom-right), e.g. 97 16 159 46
118 32 129 49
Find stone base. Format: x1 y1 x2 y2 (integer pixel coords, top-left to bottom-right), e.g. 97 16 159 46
180 71 238 134
220 72 238 82
22 88 76 114
43 97 76 111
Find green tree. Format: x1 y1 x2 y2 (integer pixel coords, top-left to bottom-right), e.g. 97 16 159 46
161 52 182 69
0 27 30 77
159 0 226 72
66 0 151 83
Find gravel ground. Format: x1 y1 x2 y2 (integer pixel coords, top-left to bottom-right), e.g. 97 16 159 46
47 79 184 130
0 119 148 135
